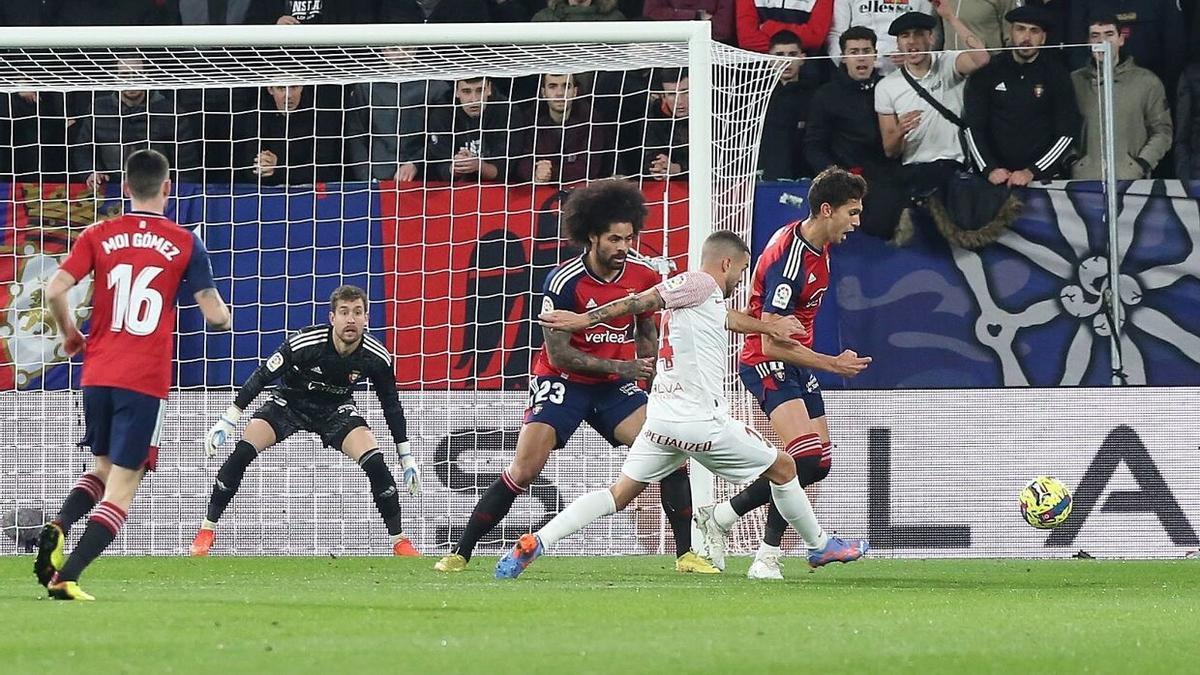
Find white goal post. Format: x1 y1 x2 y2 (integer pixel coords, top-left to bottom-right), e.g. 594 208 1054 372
0 22 787 556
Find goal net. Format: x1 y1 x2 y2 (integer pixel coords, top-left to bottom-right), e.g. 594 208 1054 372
0 23 785 556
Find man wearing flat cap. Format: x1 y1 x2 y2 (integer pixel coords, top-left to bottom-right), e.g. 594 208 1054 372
963 5 1080 186
872 0 989 241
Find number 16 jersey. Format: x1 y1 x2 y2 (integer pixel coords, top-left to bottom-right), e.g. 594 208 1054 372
59 210 216 399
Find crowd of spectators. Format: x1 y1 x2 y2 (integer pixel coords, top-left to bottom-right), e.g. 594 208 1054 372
3 0 1200 241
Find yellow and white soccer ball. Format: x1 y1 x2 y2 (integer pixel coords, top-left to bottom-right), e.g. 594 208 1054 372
1019 475 1073 529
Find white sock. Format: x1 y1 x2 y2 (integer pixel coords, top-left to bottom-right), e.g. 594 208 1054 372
390 533 407 545
537 489 617 548
756 542 782 558
769 478 829 550
201 519 217 531
713 502 738 531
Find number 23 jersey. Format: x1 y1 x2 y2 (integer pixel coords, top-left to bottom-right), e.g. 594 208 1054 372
59 210 216 399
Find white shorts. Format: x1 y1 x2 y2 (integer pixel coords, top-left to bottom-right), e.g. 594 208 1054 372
621 415 778 485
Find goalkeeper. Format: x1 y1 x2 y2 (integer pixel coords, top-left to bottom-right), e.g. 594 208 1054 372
191 285 422 557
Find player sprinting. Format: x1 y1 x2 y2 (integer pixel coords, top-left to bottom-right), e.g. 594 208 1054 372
434 180 714 574
495 230 869 579
696 166 872 579
191 285 422 557
34 149 232 600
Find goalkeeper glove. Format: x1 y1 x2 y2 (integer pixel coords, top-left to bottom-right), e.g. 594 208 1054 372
397 441 422 496
205 405 241 458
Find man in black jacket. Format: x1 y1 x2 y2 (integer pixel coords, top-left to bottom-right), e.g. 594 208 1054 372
757 30 826 181
234 84 348 185
804 25 887 176
423 77 514 182
73 56 203 188
964 6 1079 187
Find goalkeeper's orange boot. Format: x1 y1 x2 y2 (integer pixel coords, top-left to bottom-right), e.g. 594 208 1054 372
190 528 215 556
392 537 421 557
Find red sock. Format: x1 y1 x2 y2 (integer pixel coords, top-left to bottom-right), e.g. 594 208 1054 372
89 500 128 536
785 433 823 459
54 473 106 534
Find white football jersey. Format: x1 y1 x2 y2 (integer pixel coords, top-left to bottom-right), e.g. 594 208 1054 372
648 271 730 422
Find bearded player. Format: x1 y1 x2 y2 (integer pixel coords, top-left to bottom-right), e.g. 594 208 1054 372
495 230 868 579
34 149 232 600
696 166 872 579
191 285 422 557
434 180 714 574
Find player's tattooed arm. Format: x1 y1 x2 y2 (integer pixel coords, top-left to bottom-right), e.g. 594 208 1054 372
194 287 232 330
539 288 665 334
542 325 651 380
635 313 659 359
590 288 666 326
635 313 659 387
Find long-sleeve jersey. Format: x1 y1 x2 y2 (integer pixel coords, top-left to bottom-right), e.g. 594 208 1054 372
963 51 1079 177
234 325 409 445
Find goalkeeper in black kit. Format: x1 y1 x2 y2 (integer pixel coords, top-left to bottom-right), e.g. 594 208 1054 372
191 285 422 556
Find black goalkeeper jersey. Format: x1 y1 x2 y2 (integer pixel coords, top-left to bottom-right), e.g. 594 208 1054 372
233 325 408 445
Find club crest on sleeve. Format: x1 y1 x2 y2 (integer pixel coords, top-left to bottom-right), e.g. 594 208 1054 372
664 275 687 290
541 296 554 314
266 352 285 372
348 370 361 383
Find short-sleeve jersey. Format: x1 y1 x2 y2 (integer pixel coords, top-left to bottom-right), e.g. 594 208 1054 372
649 271 729 422
58 210 215 399
739 221 829 368
532 254 661 384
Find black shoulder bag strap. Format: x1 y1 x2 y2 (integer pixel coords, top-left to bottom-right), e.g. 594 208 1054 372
900 65 966 129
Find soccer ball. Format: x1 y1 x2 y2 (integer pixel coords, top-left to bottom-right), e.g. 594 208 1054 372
1019 476 1073 529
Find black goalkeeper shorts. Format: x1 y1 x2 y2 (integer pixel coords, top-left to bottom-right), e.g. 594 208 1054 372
252 395 369 451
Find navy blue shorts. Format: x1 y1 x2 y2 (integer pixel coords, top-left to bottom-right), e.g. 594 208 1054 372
523 376 648 449
79 386 166 471
738 362 826 420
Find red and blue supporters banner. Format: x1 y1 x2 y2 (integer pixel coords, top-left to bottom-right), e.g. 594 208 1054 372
1 183 132 390
754 180 1200 388
1 182 383 391
170 184 382 389
6 179 1197 391
379 182 690 390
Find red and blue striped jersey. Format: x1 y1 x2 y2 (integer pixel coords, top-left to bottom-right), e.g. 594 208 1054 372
533 254 661 384
739 220 829 367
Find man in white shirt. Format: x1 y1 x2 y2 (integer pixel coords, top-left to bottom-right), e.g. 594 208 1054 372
872 4 989 242
876 7 989 166
494 231 870 579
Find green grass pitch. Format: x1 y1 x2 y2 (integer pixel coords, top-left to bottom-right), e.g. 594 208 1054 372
2 556 1197 673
